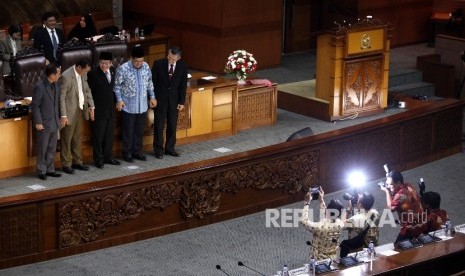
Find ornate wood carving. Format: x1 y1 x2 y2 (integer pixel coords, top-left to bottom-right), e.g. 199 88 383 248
58 149 319 246
343 56 382 115
58 182 183 248
238 91 272 123
0 205 39 260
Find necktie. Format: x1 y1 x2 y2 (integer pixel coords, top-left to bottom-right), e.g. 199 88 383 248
51 29 58 59
105 71 111 83
169 64 174 80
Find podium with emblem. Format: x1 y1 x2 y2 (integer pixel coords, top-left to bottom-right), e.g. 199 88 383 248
315 18 392 120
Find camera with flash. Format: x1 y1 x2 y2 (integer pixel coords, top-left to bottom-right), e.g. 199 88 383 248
378 164 390 189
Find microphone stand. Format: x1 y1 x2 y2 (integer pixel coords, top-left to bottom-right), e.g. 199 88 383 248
215 265 231 276
238 261 266 276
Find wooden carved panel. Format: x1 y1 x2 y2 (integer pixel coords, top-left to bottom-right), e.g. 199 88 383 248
58 182 183 248
0 205 39 260
342 55 383 115
237 86 276 130
58 149 319 247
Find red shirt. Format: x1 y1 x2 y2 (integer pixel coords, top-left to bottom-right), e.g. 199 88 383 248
391 183 427 238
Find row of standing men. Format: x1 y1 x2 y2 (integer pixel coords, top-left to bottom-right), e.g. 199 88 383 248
30 45 188 180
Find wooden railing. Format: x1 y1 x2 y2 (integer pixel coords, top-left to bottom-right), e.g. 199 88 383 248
0 97 463 269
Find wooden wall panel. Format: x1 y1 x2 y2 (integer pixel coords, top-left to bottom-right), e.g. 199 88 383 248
124 0 282 73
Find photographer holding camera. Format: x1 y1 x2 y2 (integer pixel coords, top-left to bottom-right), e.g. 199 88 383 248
342 192 380 252
301 186 345 261
380 170 426 243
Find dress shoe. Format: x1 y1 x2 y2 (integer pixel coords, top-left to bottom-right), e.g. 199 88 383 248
38 174 47 180
123 155 134 163
133 153 147 161
165 150 180 157
72 164 90 171
63 166 75 174
154 152 163 159
46 172 62 177
104 158 121 165
95 163 104 169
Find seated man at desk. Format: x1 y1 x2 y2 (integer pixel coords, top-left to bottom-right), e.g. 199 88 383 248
422 191 448 233
301 186 344 261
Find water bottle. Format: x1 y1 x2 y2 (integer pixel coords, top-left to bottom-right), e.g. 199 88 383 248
140 29 145 39
309 257 315 275
445 220 451 237
368 241 375 259
282 264 289 276
134 27 139 39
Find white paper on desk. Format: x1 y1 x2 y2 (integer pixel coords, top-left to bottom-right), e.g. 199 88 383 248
27 184 47 190
188 73 192 78
436 235 454 241
378 249 399 256
24 97 32 101
201 76 217 80
214 147 232 153
15 101 23 105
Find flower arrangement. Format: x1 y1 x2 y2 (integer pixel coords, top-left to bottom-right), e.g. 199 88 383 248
224 49 258 83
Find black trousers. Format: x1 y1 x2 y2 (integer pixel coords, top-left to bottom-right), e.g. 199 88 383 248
121 111 146 157
153 103 179 154
90 117 115 164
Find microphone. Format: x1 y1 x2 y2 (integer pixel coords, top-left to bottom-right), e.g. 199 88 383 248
215 265 231 276
237 261 266 276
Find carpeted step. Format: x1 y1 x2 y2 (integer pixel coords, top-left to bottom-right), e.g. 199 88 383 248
388 81 436 97
388 68 424 88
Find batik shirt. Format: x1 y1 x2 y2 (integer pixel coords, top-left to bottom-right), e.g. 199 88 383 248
301 203 344 261
391 182 427 238
345 208 380 248
425 209 448 233
114 61 155 114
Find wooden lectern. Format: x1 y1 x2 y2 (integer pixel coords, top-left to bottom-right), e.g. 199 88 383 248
316 18 392 121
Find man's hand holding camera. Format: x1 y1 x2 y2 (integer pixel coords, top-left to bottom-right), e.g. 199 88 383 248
304 186 324 205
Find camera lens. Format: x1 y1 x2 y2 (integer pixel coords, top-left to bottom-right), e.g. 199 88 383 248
343 192 353 201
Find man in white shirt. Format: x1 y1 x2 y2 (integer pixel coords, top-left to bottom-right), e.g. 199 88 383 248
33 11 65 65
59 59 94 174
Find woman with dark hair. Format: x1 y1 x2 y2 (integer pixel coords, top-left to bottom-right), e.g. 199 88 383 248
68 14 97 42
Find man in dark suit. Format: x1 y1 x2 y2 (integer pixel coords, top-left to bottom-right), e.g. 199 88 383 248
0 25 22 75
30 64 62 180
87 52 120 168
151 46 188 159
33 11 64 65
59 59 95 174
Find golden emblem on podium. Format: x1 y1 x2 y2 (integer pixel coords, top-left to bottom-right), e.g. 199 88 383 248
361 33 371 49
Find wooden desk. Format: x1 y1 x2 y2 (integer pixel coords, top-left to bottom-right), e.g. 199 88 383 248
332 233 465 275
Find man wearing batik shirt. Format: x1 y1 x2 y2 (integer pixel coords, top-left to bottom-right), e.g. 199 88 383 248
344 192 380 249
422 191 448 233
301 186 344 261
380 170 427 243
114 46 157 163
